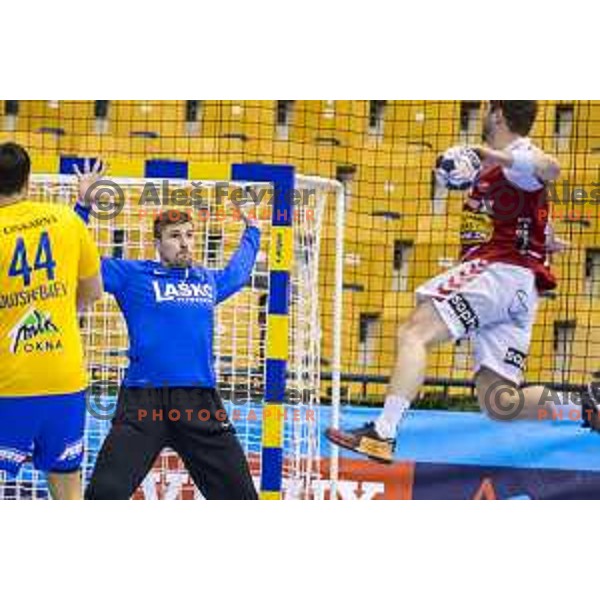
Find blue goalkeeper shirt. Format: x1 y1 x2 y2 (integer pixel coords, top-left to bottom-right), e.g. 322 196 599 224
75 203 260 388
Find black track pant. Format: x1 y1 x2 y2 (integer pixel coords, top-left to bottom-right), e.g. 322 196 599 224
85 386 258 500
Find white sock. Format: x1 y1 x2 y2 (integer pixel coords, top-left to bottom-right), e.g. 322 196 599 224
375 395 411 439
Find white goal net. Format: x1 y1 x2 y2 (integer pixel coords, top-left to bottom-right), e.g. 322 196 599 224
0 172 340 500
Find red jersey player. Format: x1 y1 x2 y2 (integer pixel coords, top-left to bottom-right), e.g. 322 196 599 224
327 101 599 463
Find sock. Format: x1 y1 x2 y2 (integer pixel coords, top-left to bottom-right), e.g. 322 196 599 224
374 395 411 439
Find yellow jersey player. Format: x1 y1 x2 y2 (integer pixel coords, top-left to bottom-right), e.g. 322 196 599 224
0 143 102 499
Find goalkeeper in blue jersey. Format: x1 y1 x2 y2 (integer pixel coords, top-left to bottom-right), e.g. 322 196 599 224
74 161 260 499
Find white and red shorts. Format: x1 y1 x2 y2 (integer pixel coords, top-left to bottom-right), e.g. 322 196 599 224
416 259 538 385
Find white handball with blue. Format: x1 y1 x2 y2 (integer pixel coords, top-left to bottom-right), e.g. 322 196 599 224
435 146 482 190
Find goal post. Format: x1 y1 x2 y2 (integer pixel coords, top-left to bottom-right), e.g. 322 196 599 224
297 174 346 500
231 164 297 500
229 165 346 499
0 162 346 500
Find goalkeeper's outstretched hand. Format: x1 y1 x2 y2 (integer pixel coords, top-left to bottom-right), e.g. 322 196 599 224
73 158 108 206
237 206 261 230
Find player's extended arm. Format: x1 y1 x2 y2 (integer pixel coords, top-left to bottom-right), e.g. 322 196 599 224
73 158 104 225
214 218 261 304
74 211 103 310
473 145 561 183
73 160 130 295
73 158 108 224
73 201 130 295
545 219 570 255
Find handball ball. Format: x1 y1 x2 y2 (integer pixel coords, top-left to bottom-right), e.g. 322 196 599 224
435 146 482 190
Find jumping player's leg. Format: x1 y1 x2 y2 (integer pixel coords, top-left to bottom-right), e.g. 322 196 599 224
377 262 505 441
476 367 543 420
582 386 600 432
325 297 455 463
326 260 527 462
472 292 596 424
473 317 537 420
375 300 454 437
476 367 598 424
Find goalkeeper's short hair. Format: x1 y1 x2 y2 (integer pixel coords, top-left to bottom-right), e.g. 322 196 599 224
153 210 192 240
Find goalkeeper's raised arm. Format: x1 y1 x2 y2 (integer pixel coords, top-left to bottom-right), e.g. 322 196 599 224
73 161 261 295
212 210 261 304
73 158 109 219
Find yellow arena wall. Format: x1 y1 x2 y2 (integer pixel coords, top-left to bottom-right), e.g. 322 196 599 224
3 100 599 405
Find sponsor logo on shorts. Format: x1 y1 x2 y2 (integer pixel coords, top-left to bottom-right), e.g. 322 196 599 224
508 289 529 320
152 281 213 304
504 347 527 371
0 447 28 465
58 439 84 462
447 294 480 333
9 307 62 354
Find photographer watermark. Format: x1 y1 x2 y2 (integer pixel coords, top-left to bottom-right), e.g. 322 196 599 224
80 178 318 223
86 392 118 421
85 386 319 422
468 179 600 223
482 380 526 421
481 180 526 223
482 381 600 422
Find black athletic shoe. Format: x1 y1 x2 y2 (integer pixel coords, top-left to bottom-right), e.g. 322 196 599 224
581 383 600 433
325 422 396 464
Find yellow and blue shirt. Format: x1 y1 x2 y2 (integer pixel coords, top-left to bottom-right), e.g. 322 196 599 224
0 200 100 397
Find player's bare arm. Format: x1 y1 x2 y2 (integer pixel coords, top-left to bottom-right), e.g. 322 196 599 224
545 220 569 254
77 274 103 310
472 144 561 182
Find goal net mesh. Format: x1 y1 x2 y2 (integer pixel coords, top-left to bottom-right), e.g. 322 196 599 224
2 100 599 499
0 174 330 499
